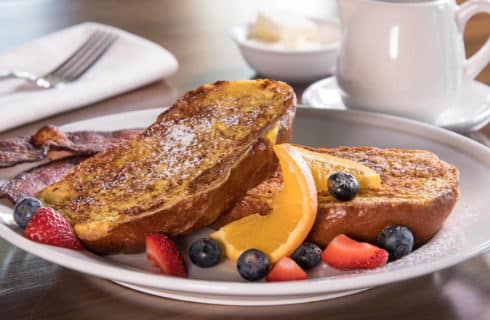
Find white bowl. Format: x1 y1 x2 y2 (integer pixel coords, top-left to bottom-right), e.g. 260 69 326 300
231 19 340 83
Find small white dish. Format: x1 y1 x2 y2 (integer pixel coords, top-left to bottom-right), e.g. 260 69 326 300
1 108 490 306
231 19 340 83
302 77 490 132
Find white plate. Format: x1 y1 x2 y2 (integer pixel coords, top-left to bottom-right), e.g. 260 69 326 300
1 108 489 306
302 77 490 132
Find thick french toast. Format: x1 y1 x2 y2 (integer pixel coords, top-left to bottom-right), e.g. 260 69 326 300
37 80 296 254
213 146 459 247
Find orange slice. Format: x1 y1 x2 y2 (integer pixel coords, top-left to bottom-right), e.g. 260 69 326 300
263 124 280 145
291 146 381 193
210 144 317 263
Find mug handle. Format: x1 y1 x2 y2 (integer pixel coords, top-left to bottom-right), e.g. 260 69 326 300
456 0 490 79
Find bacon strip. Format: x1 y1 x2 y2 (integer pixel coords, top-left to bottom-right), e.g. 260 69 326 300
0 157 86 204
0 125 143 204
0 125 141 168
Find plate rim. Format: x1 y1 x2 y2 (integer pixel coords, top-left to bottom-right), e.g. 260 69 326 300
113 281 370 306
1 107 489 297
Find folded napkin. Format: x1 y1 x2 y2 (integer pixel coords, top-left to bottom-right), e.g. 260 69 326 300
0 22 178 132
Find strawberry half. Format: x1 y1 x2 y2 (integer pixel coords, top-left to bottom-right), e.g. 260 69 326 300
146 234 187 278
266 257 307 282
322 234 388 270
24 207 83 250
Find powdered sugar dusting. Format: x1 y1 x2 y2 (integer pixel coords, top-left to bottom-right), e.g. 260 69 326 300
38 80 296 224
167 124 195 149
221 113 240 126
157 123 200 177
325 206 347 221
311 201 481 282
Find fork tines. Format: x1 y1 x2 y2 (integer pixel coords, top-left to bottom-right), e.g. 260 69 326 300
45 30 118 82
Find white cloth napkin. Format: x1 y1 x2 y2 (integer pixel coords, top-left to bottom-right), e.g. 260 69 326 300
0 22 178 132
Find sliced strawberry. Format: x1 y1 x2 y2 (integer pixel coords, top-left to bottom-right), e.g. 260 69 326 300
146 234 187 278
266 257 307 282
321 234 388 270
24 207 83 250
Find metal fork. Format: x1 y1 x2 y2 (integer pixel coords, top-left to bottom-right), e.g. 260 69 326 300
0 30 117 89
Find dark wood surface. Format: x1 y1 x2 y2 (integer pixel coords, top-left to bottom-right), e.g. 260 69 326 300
0 1 489 319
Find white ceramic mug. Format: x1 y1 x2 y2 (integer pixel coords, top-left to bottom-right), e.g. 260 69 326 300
336 0 490 123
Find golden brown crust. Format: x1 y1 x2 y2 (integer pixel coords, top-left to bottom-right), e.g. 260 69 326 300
210 169 281 229
0 125 141 168
37 79 296 254
86 110 295 254
214 146 459 247
84 138 276 254
309 187 458 247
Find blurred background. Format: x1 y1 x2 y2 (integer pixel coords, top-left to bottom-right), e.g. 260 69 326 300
0 0 487 93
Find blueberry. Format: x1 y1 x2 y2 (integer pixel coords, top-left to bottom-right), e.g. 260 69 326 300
189 238 222 268
327 172 360 201
377 225 414 261
291 242 322 270
13 197 42 229
237 249 270 281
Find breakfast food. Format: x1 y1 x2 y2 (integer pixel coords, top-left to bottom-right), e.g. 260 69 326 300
248 11 340 49
236 249 270 281
13 197 42 229
291 242 322 270
189 238 222 268
0 78 462 283
327 172 360 201
266 257 307 282
0 128 144 204
23 207 83 250
0 157 87 204
37 80 296 254
210 144 318 263
291 145 382 192
214 146 459 248
321 234 388 270
146 234 187 278
377 225 415 261
0 125 140 168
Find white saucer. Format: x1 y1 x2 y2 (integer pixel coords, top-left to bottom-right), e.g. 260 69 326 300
302 77 490 132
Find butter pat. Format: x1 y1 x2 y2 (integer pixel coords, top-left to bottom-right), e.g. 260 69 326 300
248 11 338 49
312 24 341 45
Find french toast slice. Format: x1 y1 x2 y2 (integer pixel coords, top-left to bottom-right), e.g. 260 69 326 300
37 80 296 254
213 146 459 247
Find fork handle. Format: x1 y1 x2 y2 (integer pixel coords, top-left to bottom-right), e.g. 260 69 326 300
0 71 38 82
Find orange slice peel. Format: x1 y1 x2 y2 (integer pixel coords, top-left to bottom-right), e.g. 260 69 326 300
210 144 318 263
291 146 381 192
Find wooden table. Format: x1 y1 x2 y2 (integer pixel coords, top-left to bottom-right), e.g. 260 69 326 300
1 1 489 319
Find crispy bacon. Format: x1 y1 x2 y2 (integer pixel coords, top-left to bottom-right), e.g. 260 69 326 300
0 157 86 204
0 125 141 168
0 125 143 204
